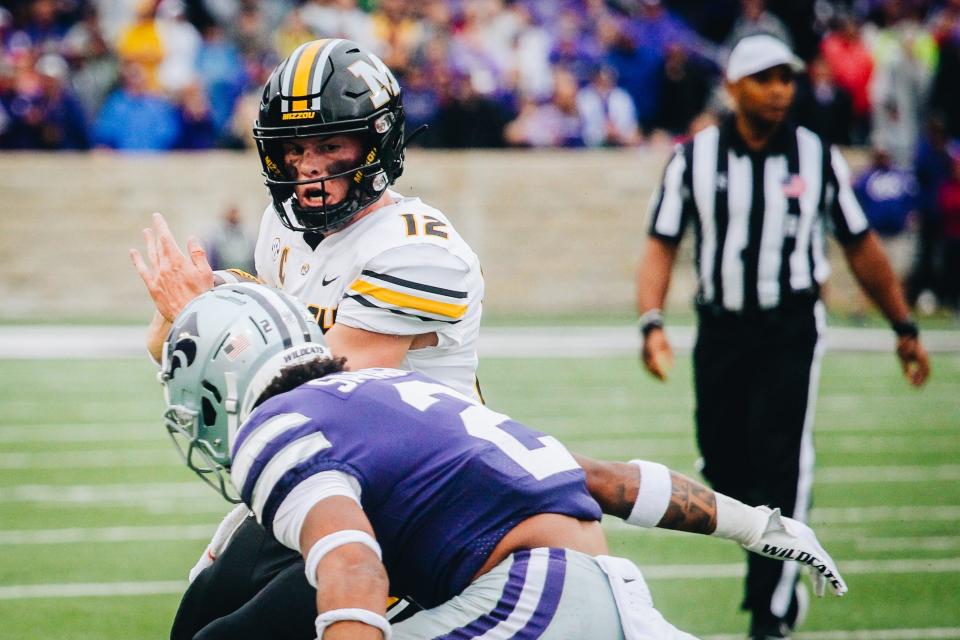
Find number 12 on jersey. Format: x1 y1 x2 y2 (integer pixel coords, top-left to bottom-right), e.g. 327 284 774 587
393 380 580 481
401 213 449 239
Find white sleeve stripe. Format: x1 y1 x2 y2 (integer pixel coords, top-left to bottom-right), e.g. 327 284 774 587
653 151 687 237
271 470 362 550
252 431 334 519
231 412 310 491
830 147 869 235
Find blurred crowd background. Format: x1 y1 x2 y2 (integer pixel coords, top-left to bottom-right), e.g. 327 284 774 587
1 0 958 312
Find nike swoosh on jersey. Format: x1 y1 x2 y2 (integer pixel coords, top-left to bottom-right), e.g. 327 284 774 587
322 275 340 286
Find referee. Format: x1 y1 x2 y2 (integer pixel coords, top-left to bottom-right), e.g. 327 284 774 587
636 35 930 639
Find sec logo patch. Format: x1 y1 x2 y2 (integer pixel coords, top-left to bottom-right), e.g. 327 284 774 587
271 237 281 262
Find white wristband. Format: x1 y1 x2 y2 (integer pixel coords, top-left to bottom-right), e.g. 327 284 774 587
304 529 382 589
711 493 768 547
315 608 391 639
626 460 672 527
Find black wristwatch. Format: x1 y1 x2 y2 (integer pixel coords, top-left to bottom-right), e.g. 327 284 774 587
892 319 919 339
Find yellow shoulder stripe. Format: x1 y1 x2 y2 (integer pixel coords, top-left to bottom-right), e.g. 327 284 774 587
350 279 468 319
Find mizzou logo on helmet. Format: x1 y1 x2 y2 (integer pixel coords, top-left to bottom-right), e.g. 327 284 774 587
282 111 317 120
348 55 400 108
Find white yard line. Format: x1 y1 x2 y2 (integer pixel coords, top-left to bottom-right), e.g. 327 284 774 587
818 435 960 453
0 525 215 545
2 523 957 553
0 482 210 504
704 628 960 640
4 444 958 484
0 426 159 443
852 536 960 552
0 581 186 600
605 505 960 533
640 557 960 580
2 558 958 601
816 465 960 483
811 505 960 524
0 449 178 469
6 485 960 519
0 325 957 359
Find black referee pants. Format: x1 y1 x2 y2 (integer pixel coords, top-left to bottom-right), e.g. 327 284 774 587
693 299 823 631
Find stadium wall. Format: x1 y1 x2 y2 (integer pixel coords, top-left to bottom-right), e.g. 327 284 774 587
0 148 879 321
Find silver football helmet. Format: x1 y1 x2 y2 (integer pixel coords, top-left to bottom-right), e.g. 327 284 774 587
159 283 329 502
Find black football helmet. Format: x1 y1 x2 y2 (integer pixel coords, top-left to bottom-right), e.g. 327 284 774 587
253 39 406 233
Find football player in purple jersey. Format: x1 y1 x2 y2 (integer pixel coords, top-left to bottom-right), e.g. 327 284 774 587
159 284 846 639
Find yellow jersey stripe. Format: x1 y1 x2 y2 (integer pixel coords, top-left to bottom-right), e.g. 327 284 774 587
350 279 468 319
290 39 327 111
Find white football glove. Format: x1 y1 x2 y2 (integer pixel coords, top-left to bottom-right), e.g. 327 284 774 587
188 504 252 583
743 507 847 597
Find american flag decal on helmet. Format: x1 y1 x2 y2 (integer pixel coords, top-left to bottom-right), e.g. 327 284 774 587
223 333 251 361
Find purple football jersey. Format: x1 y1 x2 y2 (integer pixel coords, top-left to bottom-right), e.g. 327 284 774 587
232 369 601 607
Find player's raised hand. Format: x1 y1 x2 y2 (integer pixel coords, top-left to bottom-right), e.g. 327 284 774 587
744 507 847 597
130 212 214 322
641 327 674 381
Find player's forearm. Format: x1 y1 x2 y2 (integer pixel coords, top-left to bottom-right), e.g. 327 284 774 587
658 471 718 534
299 498 390 639
146 311 171 364
636 237 679 314
314 550 389 639
844 231 912 324
577 455 718 535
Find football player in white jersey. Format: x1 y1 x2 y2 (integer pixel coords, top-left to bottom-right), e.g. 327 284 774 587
252 184 482 397
129 38 490 640
134 38 482 400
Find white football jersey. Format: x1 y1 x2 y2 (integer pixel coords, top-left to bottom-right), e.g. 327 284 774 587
253 191 484 400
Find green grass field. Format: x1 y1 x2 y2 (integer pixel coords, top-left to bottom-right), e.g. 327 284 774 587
1 349 958 639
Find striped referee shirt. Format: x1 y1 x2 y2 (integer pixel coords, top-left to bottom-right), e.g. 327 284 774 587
648 117 870 313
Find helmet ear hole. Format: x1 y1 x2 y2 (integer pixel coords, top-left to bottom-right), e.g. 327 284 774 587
201 397 218 427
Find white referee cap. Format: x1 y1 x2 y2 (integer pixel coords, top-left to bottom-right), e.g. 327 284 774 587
726 34 805 82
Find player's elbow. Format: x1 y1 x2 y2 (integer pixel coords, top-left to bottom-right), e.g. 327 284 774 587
577 455 636 520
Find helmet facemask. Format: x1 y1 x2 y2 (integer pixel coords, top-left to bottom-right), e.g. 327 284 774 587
164 403 242 503
258 117 397 233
